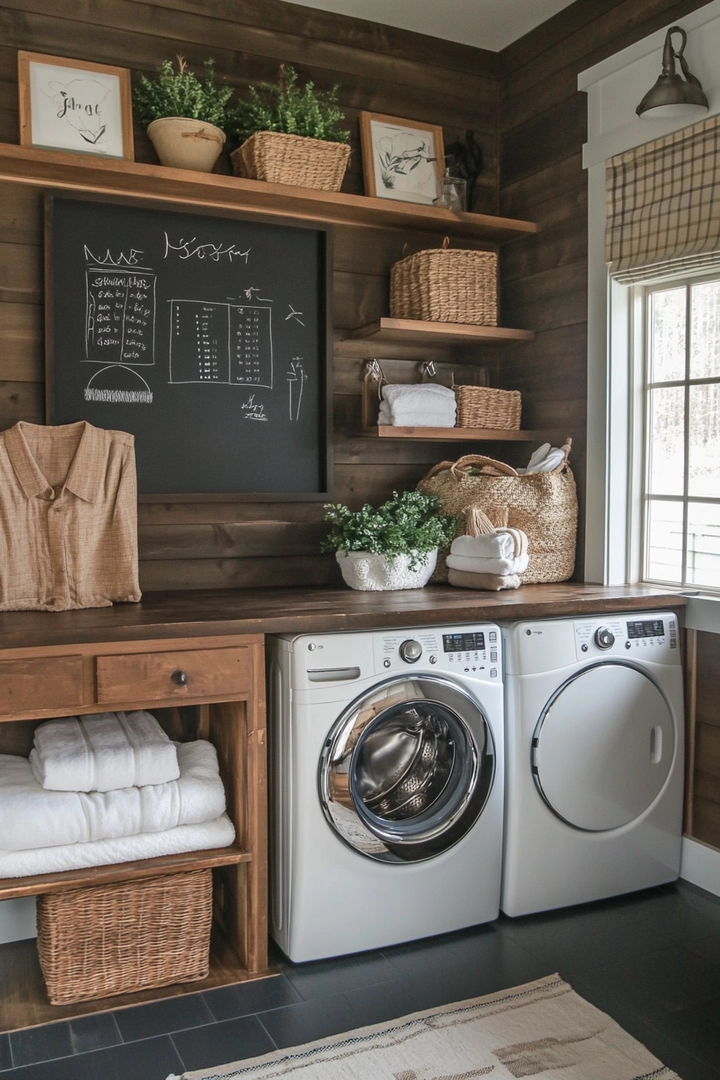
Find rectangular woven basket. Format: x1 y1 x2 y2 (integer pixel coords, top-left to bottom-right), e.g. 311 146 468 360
455 385 521 429
36 868 213 1005
390 242 498 325
231 131 350 191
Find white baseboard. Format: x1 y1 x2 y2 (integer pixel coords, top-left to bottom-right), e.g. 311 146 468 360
0 896 36 943
680 837 720 898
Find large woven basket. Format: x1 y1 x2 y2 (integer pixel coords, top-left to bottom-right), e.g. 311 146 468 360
390 239 498 325
37 869 213 1005
231 131 350 191
455 385 521 429
417 442 577 585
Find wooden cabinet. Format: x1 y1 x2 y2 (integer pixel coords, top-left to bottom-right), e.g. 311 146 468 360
0 632 269 1031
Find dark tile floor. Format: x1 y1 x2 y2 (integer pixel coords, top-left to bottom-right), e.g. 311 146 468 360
1 879 719 1079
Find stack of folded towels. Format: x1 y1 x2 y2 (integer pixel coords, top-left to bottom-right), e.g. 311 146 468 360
447 526 529 591
0 710 235 878
378 383 457 428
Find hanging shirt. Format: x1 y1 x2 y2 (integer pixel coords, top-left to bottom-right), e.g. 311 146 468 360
0 421 142 611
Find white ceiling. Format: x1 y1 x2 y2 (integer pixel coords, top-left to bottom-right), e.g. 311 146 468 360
286 0 577 52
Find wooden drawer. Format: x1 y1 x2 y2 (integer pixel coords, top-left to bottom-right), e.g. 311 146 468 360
0 655 83 718
95 646 252 705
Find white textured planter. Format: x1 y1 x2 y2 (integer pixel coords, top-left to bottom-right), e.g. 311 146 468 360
147 117 225 172
336 549 437 591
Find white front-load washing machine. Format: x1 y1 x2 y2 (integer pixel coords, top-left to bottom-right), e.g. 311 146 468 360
500 611 684 917
266 624 504 962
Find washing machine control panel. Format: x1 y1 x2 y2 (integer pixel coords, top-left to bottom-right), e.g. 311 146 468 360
375 626 501 679
574 614 678 660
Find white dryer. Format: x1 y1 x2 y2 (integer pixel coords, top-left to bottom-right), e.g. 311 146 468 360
500 611 684 918
266 624 504 962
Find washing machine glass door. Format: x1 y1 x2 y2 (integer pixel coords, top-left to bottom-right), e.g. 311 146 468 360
320 675 494 863
533 661 676 831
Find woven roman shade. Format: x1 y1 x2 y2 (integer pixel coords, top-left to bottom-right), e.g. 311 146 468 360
606 114 720 283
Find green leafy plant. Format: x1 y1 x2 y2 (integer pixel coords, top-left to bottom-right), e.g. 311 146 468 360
321 490 456 569
227 64 350 145
133 56 234 128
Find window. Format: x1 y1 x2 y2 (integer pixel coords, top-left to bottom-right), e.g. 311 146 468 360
640 275 720 591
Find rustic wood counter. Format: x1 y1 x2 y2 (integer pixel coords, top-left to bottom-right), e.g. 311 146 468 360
0 582 686 650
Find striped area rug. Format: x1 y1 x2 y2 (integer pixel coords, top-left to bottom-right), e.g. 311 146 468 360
174 973 680 1080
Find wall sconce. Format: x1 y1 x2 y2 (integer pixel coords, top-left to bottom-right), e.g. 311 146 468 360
636 25 708 119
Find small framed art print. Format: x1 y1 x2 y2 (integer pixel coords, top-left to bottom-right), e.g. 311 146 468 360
18 51 134 160
360 111 444 206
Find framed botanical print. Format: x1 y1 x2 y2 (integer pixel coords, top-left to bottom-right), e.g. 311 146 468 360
360 111 444 206
18 51 134 160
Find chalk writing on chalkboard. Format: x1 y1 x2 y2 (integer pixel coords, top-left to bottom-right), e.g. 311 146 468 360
49 195 332 497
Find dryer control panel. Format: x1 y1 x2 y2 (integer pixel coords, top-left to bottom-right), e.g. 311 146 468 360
574 613 678 661
374 625 501 681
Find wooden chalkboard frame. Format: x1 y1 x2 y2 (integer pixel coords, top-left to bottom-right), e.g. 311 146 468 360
44 191 334 502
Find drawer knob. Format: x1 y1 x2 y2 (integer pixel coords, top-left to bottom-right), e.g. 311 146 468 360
171 669 188 686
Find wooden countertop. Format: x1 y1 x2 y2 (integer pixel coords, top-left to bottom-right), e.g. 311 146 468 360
0 583 686 651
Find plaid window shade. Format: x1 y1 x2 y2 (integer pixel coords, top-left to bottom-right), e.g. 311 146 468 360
606 115 720 284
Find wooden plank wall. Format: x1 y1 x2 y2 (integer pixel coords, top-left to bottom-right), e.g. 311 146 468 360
688 631 720 850
495 0 711 581
0 0 500 590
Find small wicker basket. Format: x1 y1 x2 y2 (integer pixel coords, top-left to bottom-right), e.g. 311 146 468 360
390 238 498 326
231 131 350 191
454 385 522 430
36 869 213 1005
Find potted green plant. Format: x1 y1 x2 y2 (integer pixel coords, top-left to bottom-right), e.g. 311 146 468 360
226 64 351 191
321 490 457 591
133 56 234 172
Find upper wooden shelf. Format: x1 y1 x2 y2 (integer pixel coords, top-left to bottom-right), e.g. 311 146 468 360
0 143 537 241
352 318 535 347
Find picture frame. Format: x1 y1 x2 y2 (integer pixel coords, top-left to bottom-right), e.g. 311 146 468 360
18 51 134 160
360 111 444 206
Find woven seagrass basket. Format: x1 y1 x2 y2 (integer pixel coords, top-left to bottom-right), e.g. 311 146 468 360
37 868 213 1004
455 385 521 430
231 131 350 191
390 238 498 325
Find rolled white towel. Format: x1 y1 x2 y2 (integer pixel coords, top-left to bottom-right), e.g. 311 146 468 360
451 531 519 560
524 443 566 474
30 710 179 792
446 551 530 575
0 740 226 852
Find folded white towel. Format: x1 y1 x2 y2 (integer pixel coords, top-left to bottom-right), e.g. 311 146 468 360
446 551 530 575
0 814 235 879
382 384 456 405
378 402 456 427
0 740 226 852
523 443 566 474
451 532 516 560
30 711 180 792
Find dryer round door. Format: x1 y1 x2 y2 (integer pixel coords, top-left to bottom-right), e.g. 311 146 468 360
319 675 495 863
532 661 676 832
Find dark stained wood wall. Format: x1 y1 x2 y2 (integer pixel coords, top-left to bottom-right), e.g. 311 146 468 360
495 0 712 580
688 630 720 850
0 0 500 590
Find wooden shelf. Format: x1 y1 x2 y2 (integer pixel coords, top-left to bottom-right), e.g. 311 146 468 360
351 318 535 347
370 426 540 441
0 845 250 902
0 143 537 240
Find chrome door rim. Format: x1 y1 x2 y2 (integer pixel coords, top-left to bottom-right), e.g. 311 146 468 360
319 674 495 863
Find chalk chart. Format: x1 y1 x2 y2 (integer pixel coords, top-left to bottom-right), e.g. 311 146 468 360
47 195 332 496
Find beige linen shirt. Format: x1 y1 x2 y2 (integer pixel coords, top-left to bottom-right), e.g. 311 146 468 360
0 421 142 611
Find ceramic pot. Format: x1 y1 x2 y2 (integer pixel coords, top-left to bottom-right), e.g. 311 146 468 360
336 549 437 591
147 117 226 172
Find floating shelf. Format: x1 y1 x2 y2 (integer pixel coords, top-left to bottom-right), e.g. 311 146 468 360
369 426 540 441
0 143 537 241
351 318 535 347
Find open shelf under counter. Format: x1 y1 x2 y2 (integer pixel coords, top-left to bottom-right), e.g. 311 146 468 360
351 317 535 348
0 143 536 240
368 426 541 441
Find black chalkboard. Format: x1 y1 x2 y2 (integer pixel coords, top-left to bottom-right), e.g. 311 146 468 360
46 194 332 497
